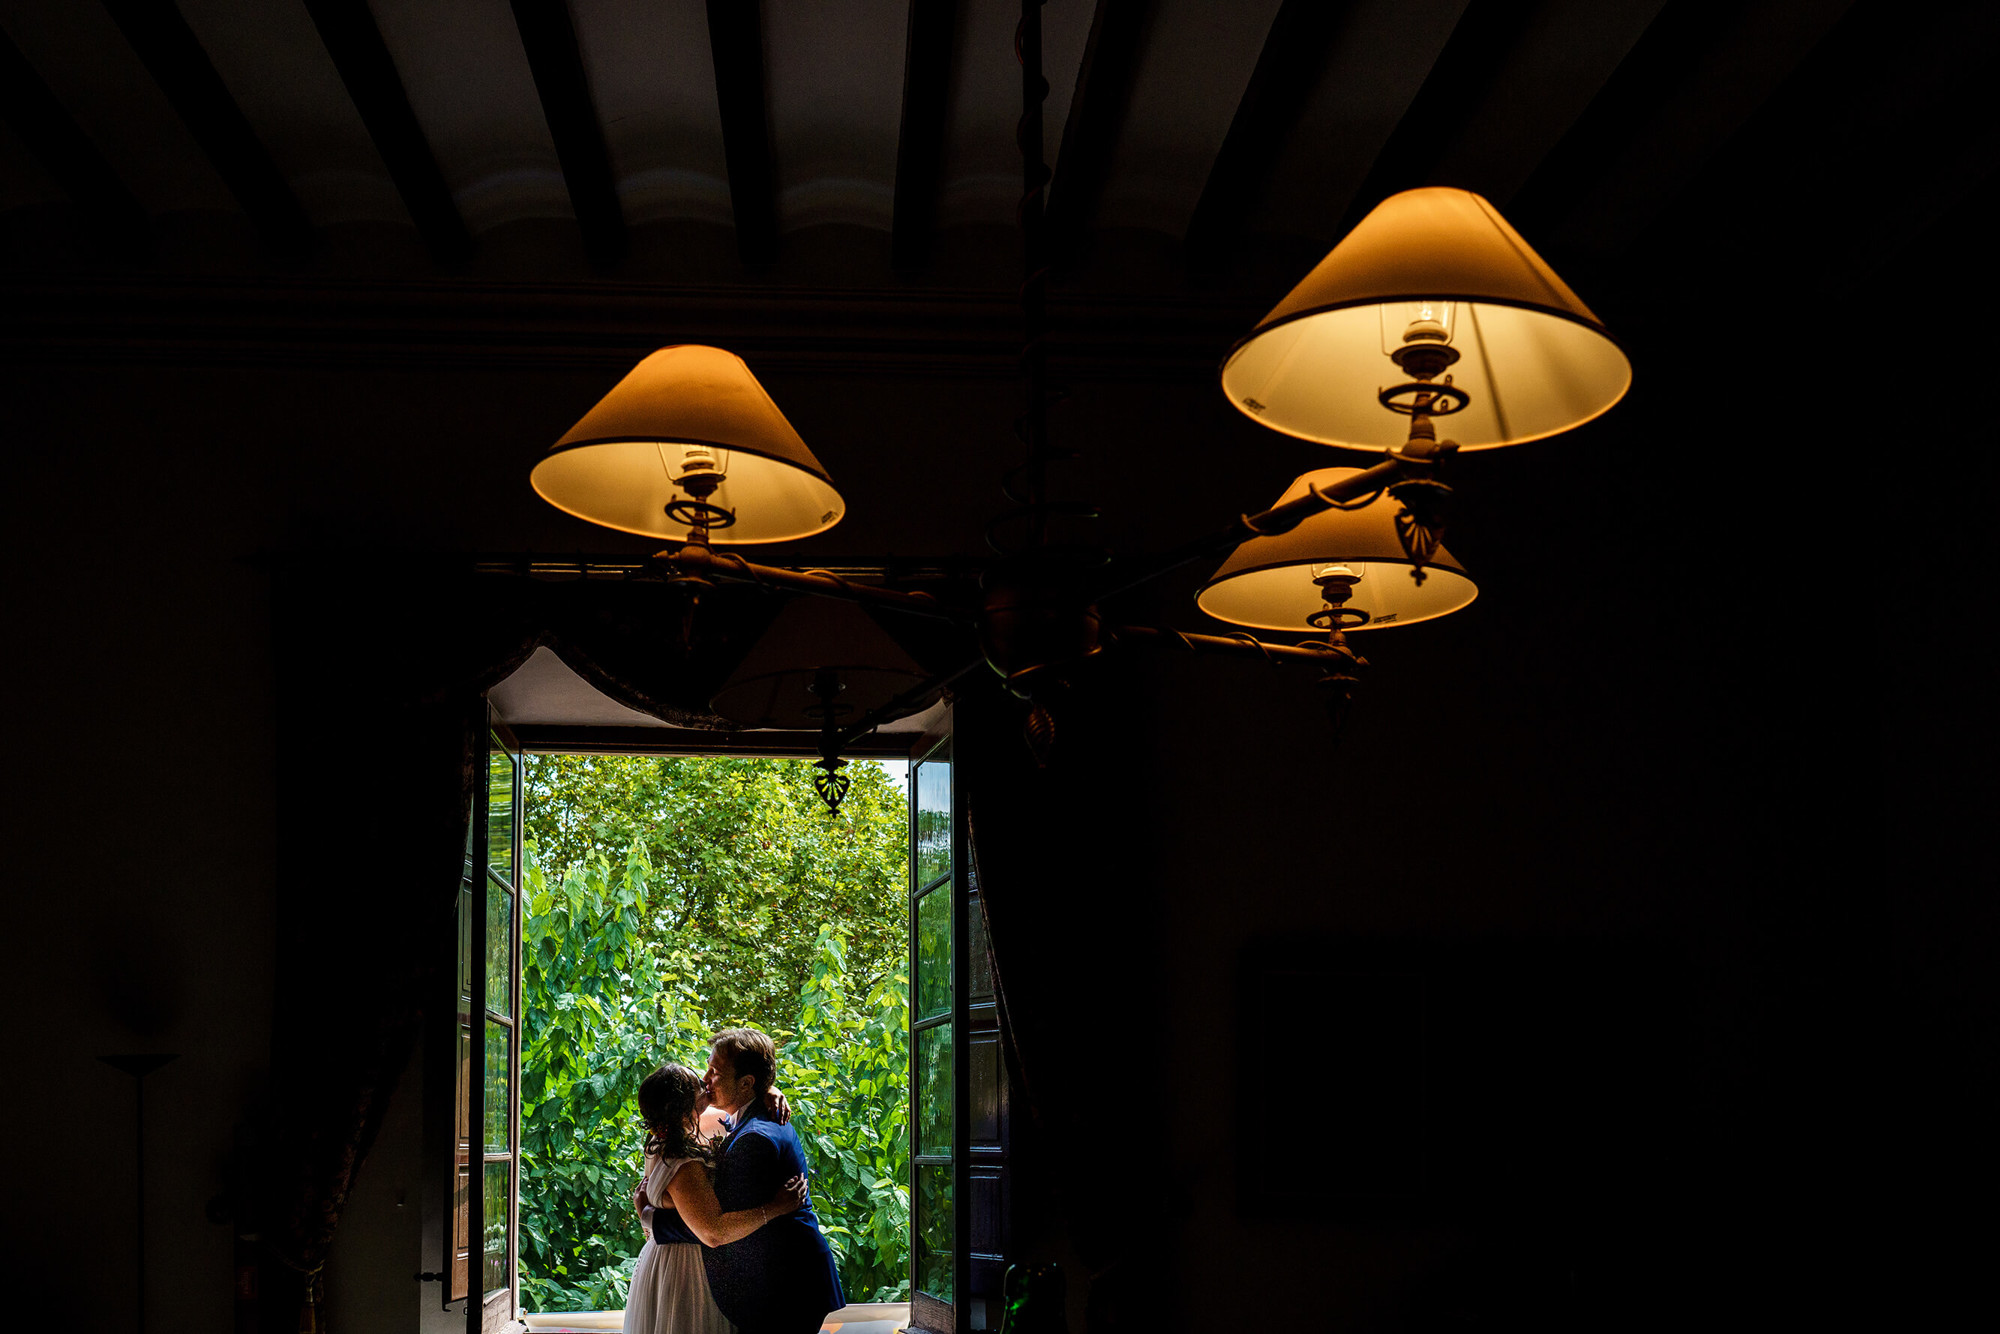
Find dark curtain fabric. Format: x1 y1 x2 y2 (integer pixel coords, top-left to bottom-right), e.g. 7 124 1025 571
258 562 777 1333
952 668 1176 1320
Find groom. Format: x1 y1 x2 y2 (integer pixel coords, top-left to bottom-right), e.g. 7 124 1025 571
656 1027 846 1334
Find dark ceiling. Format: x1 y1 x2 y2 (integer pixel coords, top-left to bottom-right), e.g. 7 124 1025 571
3 0 1994 376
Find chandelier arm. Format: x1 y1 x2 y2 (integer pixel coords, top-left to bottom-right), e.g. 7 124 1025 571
1103 624 1344 666
656 543 978 625
834 656 989 750
1084 451 1420 606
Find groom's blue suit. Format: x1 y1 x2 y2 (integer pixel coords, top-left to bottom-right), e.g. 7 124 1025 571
652 1097 845 1334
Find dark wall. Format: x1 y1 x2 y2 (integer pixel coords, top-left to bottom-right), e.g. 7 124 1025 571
3 197 1975 1333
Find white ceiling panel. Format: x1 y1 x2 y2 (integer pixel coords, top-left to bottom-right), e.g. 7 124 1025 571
1091 0 1285 237
175 0 408 227
764 0 906 231
569 0 732 227
368 0 571 232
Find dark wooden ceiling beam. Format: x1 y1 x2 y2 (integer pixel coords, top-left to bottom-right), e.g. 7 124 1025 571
0 28 152 259
98 0 315 263
1183 0 1353 273
1332 0 1540 235
1502 0 1736 245
508 0 625 271
890 0 960 272
706 0 779 267
301 0 470 266
1044 0 1151 272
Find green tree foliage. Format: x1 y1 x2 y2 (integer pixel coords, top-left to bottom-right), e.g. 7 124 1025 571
774 930 911 1301
524 755 907 1040
517 756 910 1313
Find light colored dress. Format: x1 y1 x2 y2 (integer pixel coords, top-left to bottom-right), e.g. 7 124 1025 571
624 1156 733 1334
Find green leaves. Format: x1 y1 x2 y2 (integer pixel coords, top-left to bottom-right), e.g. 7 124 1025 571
774 923 911 1302
517 757 911 1312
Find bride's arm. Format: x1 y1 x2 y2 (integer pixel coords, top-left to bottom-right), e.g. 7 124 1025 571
663 1161 809 1247
632 1152 659 1225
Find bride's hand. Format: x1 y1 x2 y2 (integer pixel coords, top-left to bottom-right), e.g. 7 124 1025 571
768 1173 808 1217
768 1088 791 1124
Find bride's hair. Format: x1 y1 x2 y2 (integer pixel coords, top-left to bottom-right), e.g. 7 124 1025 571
638 1063 710 1164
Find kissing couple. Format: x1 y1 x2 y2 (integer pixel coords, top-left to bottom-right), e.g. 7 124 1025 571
625 1027 847 1334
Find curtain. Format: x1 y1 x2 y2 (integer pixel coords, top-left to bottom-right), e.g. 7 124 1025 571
258 562 775 1332
953 668 1175 1321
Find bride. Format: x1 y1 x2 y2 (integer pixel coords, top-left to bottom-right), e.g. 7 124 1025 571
624 1063 808 1334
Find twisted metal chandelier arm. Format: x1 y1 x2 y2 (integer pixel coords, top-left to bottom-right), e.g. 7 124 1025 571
1102 624 1347 666
656 543 979 625
1084 444 1440 606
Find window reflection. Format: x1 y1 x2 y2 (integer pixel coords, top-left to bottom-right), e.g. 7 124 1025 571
482 1160 509 1294
916 1023 953 1155
485 884 513 1018
914 887 951 1022
914 754 951 886
484 1020 510 1154
487 747 514 881
913 1163 954 1302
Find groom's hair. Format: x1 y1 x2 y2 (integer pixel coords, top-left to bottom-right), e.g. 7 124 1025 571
710 1027 776 1095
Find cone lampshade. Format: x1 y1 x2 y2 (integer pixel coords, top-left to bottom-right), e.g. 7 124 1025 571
531 345 846 543
709 597 933 730
1198 468 1477 631
1220 188 1630 451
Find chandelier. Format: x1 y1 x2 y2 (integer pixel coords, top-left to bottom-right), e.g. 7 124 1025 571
524 11 1630 812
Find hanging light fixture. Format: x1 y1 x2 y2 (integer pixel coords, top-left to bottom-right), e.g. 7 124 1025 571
1197 468 1477 633
520 19 1631 775
530 344 845 544
1220 187 1631 453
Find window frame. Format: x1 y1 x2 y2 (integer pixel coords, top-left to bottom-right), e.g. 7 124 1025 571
443 718 523 1331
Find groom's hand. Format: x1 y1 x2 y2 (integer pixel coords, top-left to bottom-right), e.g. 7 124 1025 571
631 1182 651 1217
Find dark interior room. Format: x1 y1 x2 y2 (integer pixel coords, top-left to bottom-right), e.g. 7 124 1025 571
2 1 1991 1332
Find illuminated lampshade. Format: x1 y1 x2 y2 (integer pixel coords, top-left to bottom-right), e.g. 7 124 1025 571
1197 468 1477 631
710 596 932 729
531 345 845 543
1219 187 1630 451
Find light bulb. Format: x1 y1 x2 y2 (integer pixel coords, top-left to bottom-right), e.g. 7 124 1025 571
1380 300 1455 356
1310 561 1365 583
673 444 728 485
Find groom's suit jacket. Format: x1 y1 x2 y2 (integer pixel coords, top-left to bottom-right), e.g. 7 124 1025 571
653 1098 845 1331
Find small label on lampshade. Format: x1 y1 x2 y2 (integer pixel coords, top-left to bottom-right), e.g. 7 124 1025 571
1242 397 1266 413
1373 612 1398 624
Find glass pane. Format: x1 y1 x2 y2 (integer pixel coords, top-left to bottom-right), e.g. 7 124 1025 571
481 1159 509 1294
970 1034 1000 1145
484 1019 511 1153
915 1022 953 1155
913 1163 954 1302
914 886 951 1022
457 886 473 1010
487 746 514 882
968 891 993 998
915 753 951 886
485 882 513 1018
